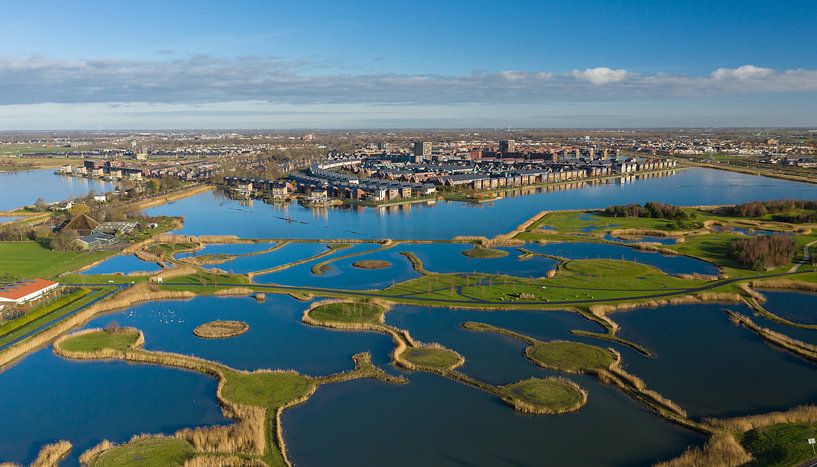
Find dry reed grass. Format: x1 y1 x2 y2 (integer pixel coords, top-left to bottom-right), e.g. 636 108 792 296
655 432 752 467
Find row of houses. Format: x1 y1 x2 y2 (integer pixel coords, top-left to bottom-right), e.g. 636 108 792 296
225 157 676 203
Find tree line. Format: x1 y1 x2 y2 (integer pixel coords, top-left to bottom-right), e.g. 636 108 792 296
729 235 796 270
716 199 817 223
602 202 693 220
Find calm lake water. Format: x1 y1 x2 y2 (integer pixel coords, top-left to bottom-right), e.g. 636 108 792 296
83 295 395 373
80 254 162 275
615 303 817 418
0 348 226 466
146 168 817 239
285 304 704 466
0 169 113 211
760 290 817 325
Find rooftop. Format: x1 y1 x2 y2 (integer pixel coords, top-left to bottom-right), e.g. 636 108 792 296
0 279 60 301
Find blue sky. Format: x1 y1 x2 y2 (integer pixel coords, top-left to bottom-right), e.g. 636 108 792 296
1 0 816 128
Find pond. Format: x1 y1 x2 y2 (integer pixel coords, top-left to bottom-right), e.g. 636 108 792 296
79 254 163 275
0 169 114 211
614 302 817 418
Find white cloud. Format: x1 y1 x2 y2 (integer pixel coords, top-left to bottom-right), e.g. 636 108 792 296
571 67 630 85
0 57 815 108
711 64 774 80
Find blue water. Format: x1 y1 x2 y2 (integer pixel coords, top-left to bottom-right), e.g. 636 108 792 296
0 169 114 211
146 168 817 239
285 304 704 467
386 306 611 384
0 348 226 466
615 303 817 418
604 233 679 245
406 243 560 277
0 216 21 224
80 254 163 275
176 242 278 259
760 290 817 325
83 295 395 373
527 241 719 276
253 243 386 289
198 242 330 274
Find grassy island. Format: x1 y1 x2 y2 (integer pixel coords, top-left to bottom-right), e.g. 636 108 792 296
502 378 587 415
86 436 195 466
352 259 392 269
59 327 141 352
527 341 615 373
307 301 385 324
400 346 464 370
193 320 249 339
462 246 509 258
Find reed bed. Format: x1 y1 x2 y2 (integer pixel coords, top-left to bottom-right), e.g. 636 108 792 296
589 292 742 317
399 251 430 275
656 432 752 467
193 320 249 339
29 440 72 467
212 287 254 296
711 405 817 433
751 278 817 292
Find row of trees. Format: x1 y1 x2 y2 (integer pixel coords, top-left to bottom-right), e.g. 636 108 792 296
717 199 817 222
729 236 796 271
603 202 694 221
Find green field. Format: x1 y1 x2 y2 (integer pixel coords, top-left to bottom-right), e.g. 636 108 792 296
88 437 195 467
742 422 817 466
221 370 313 409
308 302 384 324
401 347 462 370
0 241 115 279
527 341 614 373
462 246 509 258
503 378 586 413
60 329 140 352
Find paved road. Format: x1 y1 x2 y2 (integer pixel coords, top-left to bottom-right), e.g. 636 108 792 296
790 240 817 273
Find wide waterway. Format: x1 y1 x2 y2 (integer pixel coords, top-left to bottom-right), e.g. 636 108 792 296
146 168 817 239
0 169 113 211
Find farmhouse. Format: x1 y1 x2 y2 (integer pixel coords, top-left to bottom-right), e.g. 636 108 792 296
0 279 60 306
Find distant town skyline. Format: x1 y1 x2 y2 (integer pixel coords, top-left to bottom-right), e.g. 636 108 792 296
1 0 816 129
